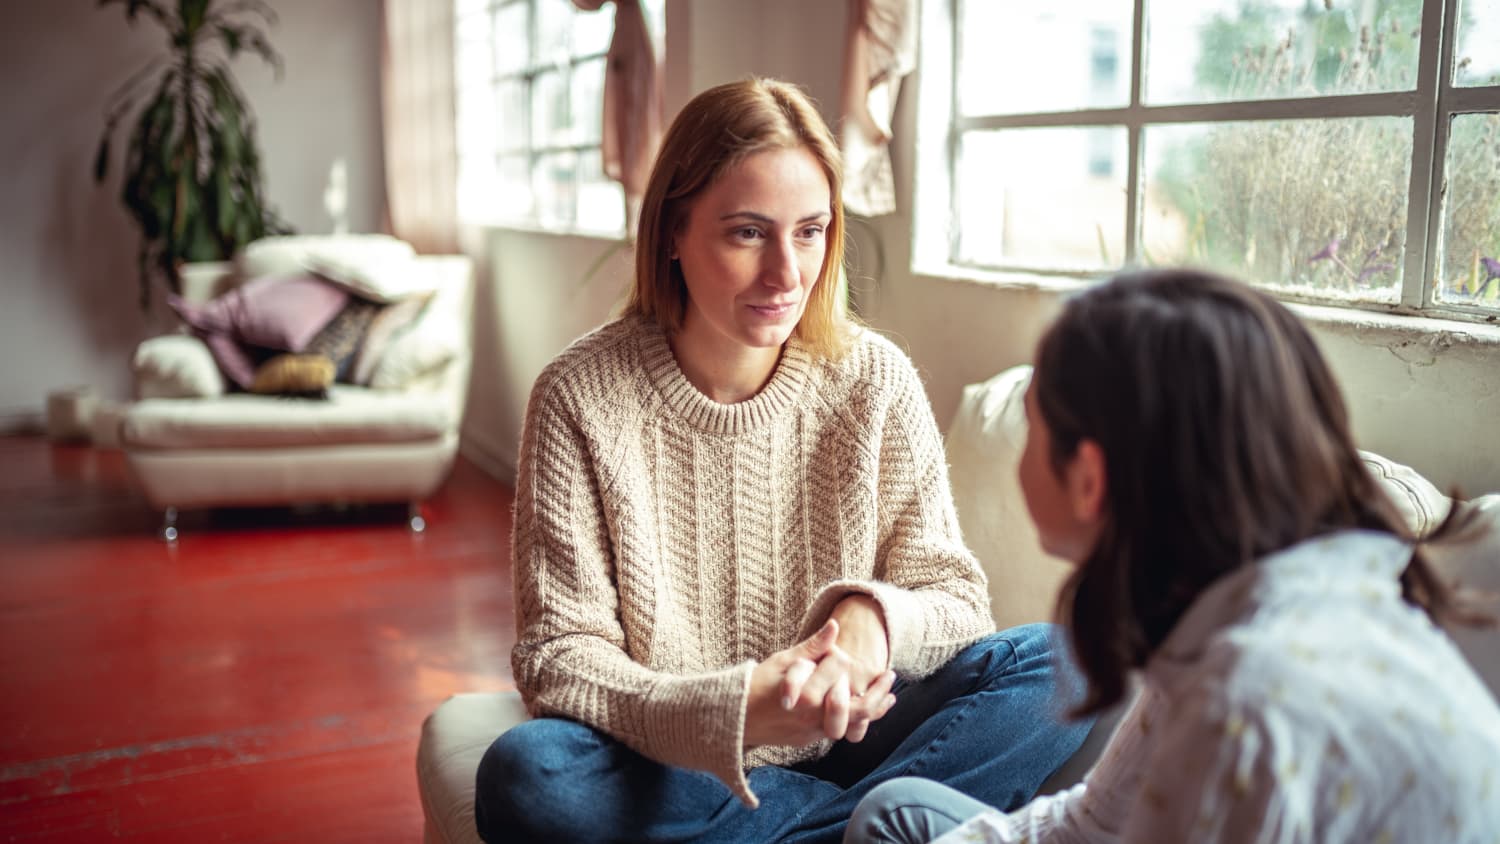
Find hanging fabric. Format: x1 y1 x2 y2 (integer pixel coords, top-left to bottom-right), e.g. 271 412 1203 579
840 0 917 217
573 0 664 232
381 0 460 254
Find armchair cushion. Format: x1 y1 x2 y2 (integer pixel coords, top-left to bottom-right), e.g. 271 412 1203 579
169 274 350 389
133 335 227 399
237 234 415 283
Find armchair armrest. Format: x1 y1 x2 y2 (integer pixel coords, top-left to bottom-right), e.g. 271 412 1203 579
133 335 227 399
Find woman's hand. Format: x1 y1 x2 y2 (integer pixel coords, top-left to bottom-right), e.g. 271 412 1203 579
828 594 893 742
744 618 898 749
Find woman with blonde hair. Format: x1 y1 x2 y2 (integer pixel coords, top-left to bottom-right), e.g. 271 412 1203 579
472 78 1092 843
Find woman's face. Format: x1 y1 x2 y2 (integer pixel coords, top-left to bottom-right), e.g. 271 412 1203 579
672 145 831 356
1019 381 1103 563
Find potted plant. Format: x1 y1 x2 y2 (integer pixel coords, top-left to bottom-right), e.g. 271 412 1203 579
93 0 291 309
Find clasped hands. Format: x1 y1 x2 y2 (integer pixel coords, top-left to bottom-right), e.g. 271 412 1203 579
744 594 898 749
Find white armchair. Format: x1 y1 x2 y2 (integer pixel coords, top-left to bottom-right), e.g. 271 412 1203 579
120 235 474 539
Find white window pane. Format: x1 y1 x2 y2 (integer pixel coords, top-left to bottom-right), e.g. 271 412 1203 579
536 0 574 67
957 1 1130 115
457 154 499 222
1456 0 1500 86
570 57 606 146
494 2 532 74
955 128 1127 271
573 2 616 55
497 79 528 152
532 68 568 148
1436 113 1500 309
455 13 495 85
456 0 490 20
1146 0 1422 105
576 152 625 233
1142 118 1411 303
534 151 579 228
456 87 498 157
495 155 534 221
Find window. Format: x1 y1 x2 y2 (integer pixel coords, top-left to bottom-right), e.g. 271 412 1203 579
919 0 1500 319
454 0 664 235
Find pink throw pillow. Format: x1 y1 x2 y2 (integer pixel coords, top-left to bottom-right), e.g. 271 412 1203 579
169 274 350 390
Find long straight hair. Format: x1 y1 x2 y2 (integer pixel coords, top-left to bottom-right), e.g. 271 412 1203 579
1035 269 1479 715
624 77 853 359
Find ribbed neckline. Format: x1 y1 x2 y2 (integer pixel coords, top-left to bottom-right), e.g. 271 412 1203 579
636 317 815 435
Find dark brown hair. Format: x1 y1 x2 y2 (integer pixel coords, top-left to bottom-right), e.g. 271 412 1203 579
1035 269 1479 715
623 78 853 358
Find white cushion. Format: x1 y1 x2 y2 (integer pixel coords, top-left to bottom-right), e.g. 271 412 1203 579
304 248 444 304
132 335 227 399
121 387 452 449
418 691 528 844
237 234 415 283
945 364 1072 629
1360 449 1454 537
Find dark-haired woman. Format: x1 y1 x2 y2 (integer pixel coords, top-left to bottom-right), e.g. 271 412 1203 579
846 269 1500 843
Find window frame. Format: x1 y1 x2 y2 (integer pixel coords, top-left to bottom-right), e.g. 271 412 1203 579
915 0 1500 323
455 0 641 236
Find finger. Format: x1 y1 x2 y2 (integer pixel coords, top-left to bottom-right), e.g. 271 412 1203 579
796 649 851 709
781 657 816 710
822 674 851 740
844 705 873 743
795 619 840 660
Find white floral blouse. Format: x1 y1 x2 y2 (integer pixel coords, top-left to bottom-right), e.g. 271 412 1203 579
934 530 1500 844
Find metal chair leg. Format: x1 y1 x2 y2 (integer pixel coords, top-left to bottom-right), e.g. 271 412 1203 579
160 506 179 543
408 501 426 534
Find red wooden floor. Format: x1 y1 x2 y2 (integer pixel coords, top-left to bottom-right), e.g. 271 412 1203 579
0 436 517 842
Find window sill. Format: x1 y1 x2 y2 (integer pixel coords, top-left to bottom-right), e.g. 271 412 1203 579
913 263 1500 348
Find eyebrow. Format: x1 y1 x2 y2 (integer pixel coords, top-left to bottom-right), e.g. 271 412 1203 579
719 211 832 225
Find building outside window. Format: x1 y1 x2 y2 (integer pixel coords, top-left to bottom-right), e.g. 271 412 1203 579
922 0 1500 320
454 0 664 236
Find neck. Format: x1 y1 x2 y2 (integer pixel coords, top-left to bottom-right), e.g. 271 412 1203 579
668 330 783 405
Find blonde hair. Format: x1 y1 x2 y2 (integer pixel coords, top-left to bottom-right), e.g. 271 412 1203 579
625 78 853 359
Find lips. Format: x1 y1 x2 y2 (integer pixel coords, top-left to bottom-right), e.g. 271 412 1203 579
748 302 797 316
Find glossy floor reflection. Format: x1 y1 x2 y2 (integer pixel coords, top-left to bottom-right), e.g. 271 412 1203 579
0 436 516 842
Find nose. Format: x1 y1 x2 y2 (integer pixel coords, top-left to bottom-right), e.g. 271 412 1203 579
761 235 800 292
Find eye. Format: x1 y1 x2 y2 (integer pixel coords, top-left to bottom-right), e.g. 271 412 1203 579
732 227 765 242
798 225 826 240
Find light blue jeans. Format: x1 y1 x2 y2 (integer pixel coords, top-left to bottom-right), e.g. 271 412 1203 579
474 623 1092 844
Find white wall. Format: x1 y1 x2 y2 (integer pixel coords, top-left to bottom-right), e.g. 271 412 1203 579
456 0 1500 495
0 0 384 428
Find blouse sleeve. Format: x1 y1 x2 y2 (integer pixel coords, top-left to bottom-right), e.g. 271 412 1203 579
509 375 761 806
1118 684 1304 843
798 353 993 677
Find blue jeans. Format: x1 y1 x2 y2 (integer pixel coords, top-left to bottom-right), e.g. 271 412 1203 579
474 624 1093 843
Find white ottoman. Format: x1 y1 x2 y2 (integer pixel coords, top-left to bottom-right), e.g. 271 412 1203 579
417 691 529 844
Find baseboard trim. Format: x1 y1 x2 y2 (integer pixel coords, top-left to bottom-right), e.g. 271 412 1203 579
0 409 44 437
459 428 517 486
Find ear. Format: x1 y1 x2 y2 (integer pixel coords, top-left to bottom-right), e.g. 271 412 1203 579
1065 438 1108 525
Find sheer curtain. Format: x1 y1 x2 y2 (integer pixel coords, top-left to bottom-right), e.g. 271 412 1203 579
840 0 917 217
572 0 663 232
381 0 460 254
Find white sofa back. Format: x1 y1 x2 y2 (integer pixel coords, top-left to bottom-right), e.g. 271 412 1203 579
945 364 1500 697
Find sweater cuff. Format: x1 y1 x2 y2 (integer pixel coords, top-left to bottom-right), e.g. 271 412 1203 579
643 660 761 808
798 580 927 674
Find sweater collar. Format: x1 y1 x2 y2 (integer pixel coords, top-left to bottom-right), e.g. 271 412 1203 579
636 317 815 435
1147 530 1412 680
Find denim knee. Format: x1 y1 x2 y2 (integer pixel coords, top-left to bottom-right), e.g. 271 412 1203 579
845 777 993 844
474 718 596 841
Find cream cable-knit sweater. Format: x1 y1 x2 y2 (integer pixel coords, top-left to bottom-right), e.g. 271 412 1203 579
510 315 993 807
